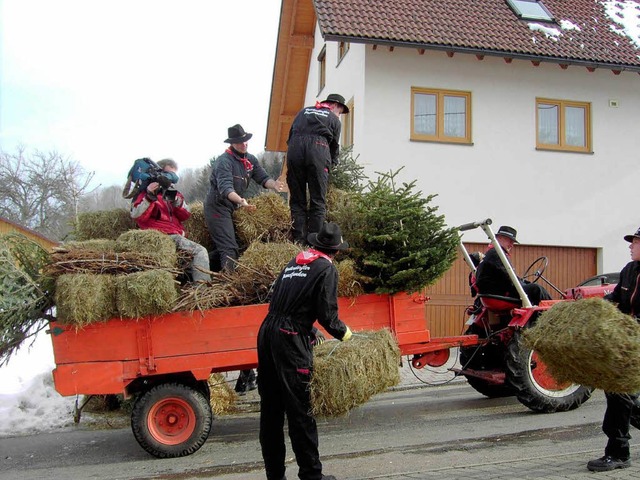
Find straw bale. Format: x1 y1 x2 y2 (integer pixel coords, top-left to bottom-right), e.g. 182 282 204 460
54 274 118 326
522 297 640 393
230 241 302 304
115 230 177 269
173 281 236 312
115 270 178 318
58 239 117 253
335 259 369 298
208 373 238 415
233 192 291 246
311 328 401 417
184 201 215 252
75 209 136 241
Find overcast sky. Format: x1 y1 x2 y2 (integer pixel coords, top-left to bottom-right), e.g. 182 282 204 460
0 0 282 188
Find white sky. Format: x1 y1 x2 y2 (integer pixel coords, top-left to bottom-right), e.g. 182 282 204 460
0 0 283 188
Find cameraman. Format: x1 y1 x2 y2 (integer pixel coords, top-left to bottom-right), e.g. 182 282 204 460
131 159 211 283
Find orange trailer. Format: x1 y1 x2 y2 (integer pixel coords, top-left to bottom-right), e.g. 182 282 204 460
50 292 476 458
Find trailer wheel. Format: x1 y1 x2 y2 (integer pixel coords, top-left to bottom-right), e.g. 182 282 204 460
460 324 513 398
506 330 593 413
131 382 212 458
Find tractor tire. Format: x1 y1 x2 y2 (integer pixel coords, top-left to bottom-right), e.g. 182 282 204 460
131 382 212 458
506 330 593 413
460 324 514 398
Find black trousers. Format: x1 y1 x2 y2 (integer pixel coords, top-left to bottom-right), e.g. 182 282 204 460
522 283 552 305
203 202 238 271
257 314 322 480
287 135 330 244
603 391 640 460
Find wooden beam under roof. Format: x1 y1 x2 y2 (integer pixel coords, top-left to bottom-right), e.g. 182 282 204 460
265 0 316 152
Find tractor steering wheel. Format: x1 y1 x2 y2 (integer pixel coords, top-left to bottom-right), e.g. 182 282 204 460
522 256 549 284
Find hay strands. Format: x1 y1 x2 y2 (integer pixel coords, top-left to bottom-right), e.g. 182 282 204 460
47 250 182 277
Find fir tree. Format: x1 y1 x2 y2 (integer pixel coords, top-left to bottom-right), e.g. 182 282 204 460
349 168 459 294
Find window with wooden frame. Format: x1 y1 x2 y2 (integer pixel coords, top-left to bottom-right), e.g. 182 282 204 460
338 41 350 64
341 98 355 147
536 98 592 153
411 87 472 144
318 46 326 94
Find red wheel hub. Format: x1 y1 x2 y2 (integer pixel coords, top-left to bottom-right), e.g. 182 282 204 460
530 352 571 391
147 397 196 445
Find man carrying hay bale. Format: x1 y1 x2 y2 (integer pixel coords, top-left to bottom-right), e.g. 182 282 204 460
131 159 210 283
587 226 640 472
257 222 352 480
204 124 284 272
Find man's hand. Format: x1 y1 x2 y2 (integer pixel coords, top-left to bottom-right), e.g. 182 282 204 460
147 182 160 194
239 198 257 211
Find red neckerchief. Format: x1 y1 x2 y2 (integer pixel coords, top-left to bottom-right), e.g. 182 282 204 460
315 101 332 110
226 148 253 172
295 248 333 265
486 243 511 258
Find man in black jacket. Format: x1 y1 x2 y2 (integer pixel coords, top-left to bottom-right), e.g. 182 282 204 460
204 124 284 272
257 222 352 480
286 94 349 244
474 225 551 305
588 226 640 472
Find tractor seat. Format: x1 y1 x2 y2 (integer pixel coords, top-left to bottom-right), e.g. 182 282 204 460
478 294 522 313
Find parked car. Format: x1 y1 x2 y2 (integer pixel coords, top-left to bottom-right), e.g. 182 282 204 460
577 272 620 287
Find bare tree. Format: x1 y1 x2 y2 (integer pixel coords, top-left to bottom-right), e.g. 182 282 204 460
0 146 94 240
78 185 130 212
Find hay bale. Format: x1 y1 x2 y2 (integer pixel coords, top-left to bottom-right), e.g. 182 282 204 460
184 201 215 252
75 209 136 241
522 297 640 393
234 192 291 246
311 328 401 417
335 259 369 298
115 270 178 318
59 239 117 253
54 274 118 326
208 373 238 415
173 281 236 312
115 230 178 269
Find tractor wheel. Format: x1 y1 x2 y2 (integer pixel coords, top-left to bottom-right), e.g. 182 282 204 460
506 330 593 413
131 382 212 458
460 324 514 398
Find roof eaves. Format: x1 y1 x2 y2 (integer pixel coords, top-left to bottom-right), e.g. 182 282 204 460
324 34 640 74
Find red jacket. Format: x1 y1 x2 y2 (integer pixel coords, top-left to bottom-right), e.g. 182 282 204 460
131 190 190 235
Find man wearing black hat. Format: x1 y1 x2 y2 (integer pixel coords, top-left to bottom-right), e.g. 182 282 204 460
205 124 284 272
204 124 284 394
475 225 551 305
257 222 352 480
587 226 640 472
286 93 349 245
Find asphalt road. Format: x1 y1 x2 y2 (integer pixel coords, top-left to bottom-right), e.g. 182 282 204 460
0 383 626 480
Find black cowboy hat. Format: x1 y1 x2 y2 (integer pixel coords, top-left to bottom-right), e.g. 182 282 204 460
624 227 640 242
225 124 253 144
307 222 349 251
496 225 519 243
322 93 350 113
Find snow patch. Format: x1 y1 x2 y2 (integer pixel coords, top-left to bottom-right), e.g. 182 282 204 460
602 0 640 49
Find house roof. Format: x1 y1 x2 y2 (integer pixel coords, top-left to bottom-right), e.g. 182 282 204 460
0 216 59 249
315 0 640 70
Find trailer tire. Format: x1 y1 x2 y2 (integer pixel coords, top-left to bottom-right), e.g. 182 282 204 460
131 382 212 458
506 330 593 413
460 324 514 398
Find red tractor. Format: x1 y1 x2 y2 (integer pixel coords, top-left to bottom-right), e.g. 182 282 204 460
455 219 611 412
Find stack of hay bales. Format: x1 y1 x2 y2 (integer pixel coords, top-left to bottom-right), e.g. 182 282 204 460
311 328 401 417
522 297 640 393
51 229 179 325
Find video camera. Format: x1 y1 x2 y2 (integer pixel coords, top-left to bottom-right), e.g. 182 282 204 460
140 159 179 201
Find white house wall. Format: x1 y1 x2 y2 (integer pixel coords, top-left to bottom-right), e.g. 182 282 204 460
304 30 639 272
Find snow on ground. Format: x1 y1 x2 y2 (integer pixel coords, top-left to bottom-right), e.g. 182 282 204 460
0 330 77 437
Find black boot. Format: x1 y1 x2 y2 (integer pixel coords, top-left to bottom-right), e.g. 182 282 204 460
235 370 249 395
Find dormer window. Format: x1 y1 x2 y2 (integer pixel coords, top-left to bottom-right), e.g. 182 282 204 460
506 0 554 22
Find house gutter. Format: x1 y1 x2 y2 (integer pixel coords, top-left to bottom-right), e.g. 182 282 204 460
323 34 640 74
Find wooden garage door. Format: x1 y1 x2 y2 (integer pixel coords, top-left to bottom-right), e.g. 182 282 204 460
424 242 598 338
